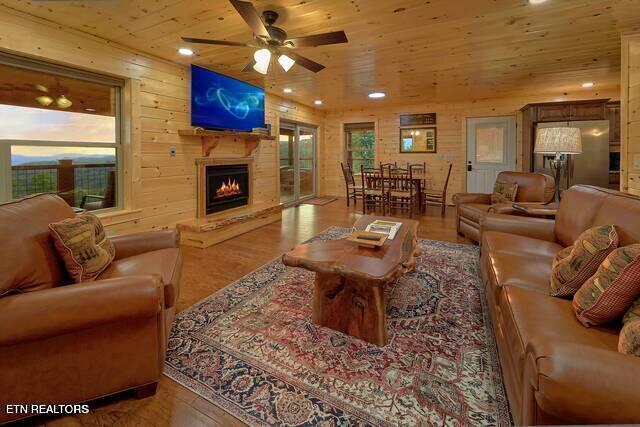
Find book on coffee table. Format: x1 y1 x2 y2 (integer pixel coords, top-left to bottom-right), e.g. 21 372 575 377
365 220 402 240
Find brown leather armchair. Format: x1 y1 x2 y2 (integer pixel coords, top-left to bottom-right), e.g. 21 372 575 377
0 194 182 424
453 171 554 242
478 186 640 425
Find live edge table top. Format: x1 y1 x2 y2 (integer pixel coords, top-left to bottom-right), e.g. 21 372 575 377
282 215 419 282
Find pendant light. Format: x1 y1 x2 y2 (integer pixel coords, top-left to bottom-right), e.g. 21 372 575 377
56 95 73 109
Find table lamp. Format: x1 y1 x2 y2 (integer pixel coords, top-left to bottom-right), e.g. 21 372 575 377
534 127 582 203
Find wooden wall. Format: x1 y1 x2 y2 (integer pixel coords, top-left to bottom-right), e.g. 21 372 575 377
622 34 640 196
320 91 619 202
0 6 323 234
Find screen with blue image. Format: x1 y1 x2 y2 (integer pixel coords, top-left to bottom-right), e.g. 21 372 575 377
191 65 265 131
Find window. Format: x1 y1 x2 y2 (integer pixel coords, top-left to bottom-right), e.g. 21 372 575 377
475 126 505 163
0 54 124 212
345 122 375 172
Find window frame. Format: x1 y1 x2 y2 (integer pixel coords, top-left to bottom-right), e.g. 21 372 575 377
0 53 125 212
344 122 376 172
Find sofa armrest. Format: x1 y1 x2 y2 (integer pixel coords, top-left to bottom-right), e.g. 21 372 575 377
0 275 163 346
527 341 640 424
452 192 492 206
112 229 179 260
480 213 556 242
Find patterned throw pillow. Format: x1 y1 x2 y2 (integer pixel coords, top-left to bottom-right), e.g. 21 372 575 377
491 181 518 204
49 213 115 283
620 297 640 357
619 320 640 356
550 225 619 297
573 244 640 327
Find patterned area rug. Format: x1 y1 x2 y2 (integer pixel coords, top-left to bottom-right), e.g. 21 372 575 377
165 227 511 426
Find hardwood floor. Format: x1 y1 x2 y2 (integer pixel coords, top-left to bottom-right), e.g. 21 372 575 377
38 199 470 427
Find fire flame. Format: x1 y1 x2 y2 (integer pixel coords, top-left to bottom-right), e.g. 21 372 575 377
216 178 241 197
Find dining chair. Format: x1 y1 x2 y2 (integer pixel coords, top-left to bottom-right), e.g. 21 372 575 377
379 162 397 175
340 162 363 207
408 162 426 176
422 163 453 217
388 168 415 216
361 165 388 215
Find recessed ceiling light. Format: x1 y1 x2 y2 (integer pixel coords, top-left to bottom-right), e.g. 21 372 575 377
283 88 293 93
178 47 194 56
528 0 548 4
314 100 322 105
85 108 96 112
368 92 386 99
581 82 595 88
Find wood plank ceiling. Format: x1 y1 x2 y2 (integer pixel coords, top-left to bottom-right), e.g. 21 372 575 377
2 0 640 109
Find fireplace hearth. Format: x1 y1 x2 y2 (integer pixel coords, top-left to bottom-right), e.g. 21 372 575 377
206 164 249 214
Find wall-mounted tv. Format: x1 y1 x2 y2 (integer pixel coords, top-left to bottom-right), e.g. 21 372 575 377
191 65 265 131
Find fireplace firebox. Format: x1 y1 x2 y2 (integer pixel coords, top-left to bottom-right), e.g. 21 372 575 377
205 164 249 214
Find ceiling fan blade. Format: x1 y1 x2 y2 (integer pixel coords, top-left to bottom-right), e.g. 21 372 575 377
229 0 270 39
182 37 251 47
285 51 325 73
241 59 256 72
285 31 348 48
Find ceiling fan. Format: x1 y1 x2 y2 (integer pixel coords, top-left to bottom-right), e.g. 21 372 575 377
182 0 348 74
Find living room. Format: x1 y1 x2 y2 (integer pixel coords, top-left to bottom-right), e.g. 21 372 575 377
1 0 640 425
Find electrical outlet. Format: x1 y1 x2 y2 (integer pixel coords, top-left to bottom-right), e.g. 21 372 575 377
169 146 176 157
634 154 640 170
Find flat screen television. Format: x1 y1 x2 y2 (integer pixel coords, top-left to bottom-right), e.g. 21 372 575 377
191 65 265 131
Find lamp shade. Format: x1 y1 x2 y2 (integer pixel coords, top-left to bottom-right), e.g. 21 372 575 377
253 48 271 75
278 54 295 72
534 127 582 154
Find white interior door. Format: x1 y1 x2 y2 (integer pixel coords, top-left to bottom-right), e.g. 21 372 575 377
466 116 516 193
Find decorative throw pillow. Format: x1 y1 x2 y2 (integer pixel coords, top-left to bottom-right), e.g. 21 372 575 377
49 213 115 283
573 244 640 327
491 181 518 204
620 297 640 357
550 225 619 297
619 320 640 356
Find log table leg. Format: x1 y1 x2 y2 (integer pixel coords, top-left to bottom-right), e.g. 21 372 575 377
312 272 388 346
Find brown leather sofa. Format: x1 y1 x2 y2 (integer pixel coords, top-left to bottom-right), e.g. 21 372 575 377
453 171 554 242
0 194 182 424
479 185 640 425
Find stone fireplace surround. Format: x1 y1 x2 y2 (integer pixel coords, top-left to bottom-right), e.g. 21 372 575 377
176 131 282 248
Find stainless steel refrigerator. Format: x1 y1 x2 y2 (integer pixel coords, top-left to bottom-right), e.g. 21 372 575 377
534 120 610 190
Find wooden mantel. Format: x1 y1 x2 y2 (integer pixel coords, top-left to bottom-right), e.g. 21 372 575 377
178 128 276 157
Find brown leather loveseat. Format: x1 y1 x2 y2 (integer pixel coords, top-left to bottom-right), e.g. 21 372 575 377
453 171 554 242
479 185 640 425
0 194 182 424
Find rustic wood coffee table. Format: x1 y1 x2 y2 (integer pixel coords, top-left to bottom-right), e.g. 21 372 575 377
282 215 419 346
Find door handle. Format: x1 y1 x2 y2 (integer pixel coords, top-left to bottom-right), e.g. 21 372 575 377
467 162 473 172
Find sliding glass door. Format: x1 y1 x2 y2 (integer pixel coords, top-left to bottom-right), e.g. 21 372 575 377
279 121 317 204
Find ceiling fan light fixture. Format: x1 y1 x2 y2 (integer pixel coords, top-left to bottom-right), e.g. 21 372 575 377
35 95 54 107
278 54 296 72
56 95 73 109
253 48 271 74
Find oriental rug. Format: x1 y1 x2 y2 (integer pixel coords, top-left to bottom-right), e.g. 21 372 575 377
164 227 511 426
